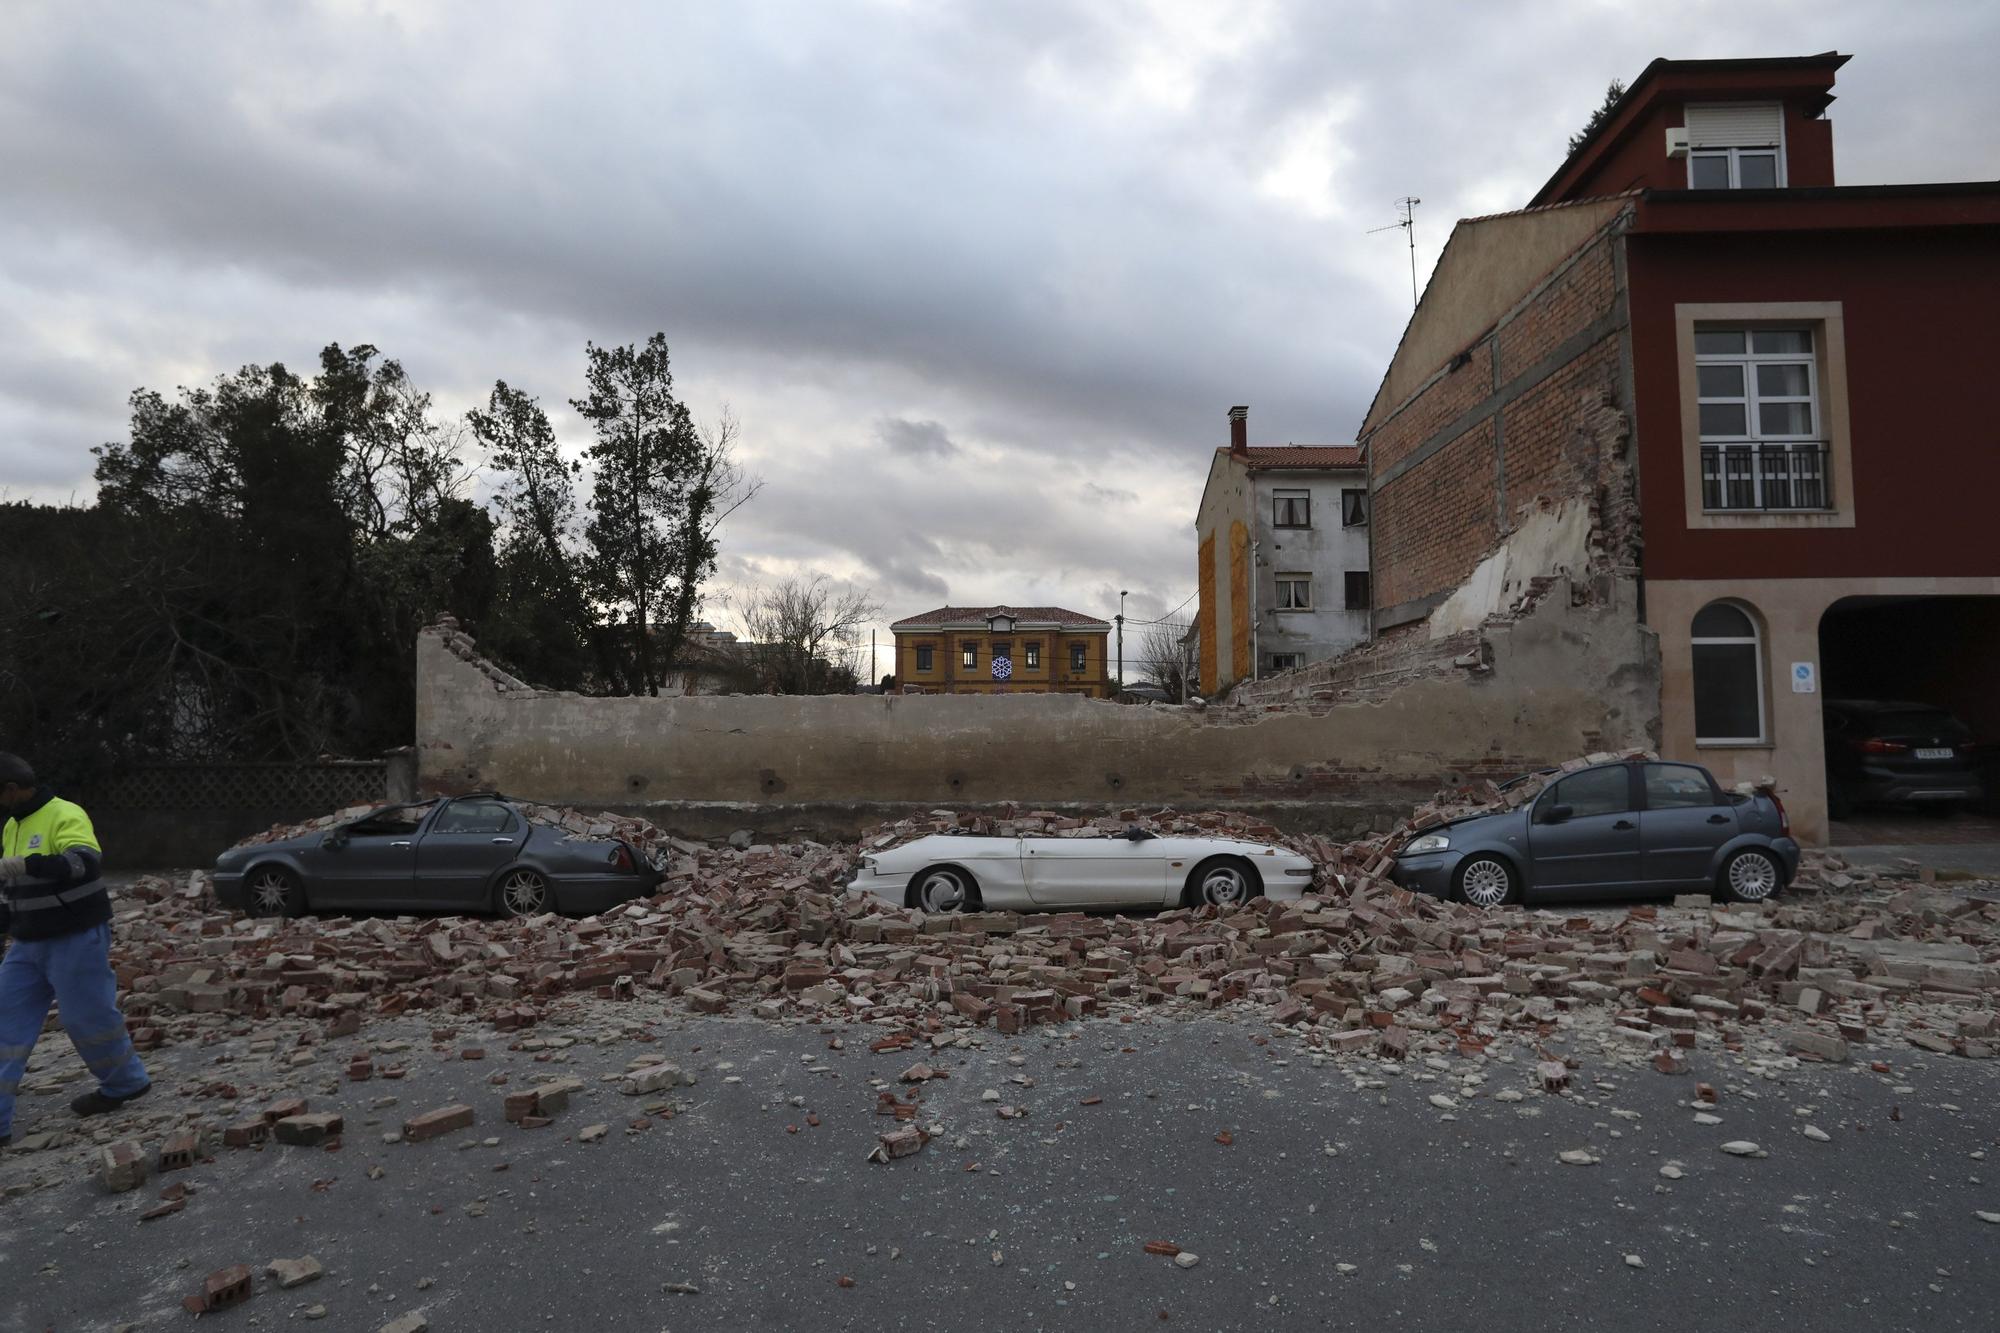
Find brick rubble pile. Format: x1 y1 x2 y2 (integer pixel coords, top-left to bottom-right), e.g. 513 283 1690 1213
93 768 2000 1077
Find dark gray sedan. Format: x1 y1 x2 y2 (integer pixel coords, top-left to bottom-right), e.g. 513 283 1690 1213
1389 760 1800 908
211 794 663 918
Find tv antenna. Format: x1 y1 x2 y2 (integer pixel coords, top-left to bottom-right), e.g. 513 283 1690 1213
1367 196 1422 308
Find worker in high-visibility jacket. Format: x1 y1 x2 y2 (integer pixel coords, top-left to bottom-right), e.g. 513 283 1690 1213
0 751 150 1150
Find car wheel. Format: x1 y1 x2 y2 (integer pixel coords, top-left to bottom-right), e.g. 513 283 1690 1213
909 866 976 914
498 868 554 917
1185 856 1259 910
1453 855 1518 909
1719 848 1783 904
245 865 303 918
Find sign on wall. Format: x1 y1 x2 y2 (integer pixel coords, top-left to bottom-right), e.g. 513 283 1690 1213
992 656 1013 681
1791 661 1817 694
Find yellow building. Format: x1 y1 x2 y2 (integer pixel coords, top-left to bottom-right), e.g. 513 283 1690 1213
891 605 1113 697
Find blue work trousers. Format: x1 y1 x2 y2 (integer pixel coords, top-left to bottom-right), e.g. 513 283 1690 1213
0 923 150 1137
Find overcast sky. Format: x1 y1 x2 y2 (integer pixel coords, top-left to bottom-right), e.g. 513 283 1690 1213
5 1 1997 670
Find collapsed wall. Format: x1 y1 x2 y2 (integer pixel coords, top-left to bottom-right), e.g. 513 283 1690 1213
415 581 1657 838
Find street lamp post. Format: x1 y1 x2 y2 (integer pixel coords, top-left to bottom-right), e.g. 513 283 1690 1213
1116 589 1128 694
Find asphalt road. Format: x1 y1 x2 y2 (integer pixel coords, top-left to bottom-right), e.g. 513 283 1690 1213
4 1006 1998 1332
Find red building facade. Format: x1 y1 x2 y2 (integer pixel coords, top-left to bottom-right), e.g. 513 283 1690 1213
1361 53 2000 841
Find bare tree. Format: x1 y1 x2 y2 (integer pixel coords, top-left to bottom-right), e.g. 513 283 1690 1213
1138 620 1194 702
730 575 883 694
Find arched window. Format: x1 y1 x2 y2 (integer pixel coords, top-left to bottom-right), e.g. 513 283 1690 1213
1691 601 1765 743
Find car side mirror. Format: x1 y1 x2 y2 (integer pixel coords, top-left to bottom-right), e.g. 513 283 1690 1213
1124 826 1156 842
322 830 347 849
1540 804 1573 825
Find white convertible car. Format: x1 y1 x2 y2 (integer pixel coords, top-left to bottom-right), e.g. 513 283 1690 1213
846 828 1320 914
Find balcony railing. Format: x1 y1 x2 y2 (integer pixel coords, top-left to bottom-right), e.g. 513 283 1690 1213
1700 442 1832 512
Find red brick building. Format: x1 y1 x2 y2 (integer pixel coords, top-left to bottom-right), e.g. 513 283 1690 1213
1359 53 2000 842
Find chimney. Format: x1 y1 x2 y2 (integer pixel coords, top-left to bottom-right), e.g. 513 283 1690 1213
1228 405 1248 456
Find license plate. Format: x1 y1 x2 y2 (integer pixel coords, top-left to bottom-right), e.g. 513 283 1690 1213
1914 747 1954 760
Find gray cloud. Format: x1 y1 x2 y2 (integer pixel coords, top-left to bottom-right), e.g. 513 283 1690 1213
3 0 1995 672
876 418 959 459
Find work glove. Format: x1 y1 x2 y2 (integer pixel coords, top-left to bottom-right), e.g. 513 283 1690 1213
0 855 26 881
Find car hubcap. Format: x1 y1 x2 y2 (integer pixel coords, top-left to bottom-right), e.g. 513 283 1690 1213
1461 860 1510 908
919 873 964 913
1730 854 1777 900
1201 867 1246 906
503 872 547 915
251 874 290 913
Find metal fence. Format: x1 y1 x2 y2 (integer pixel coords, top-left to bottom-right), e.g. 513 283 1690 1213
76 761 389 812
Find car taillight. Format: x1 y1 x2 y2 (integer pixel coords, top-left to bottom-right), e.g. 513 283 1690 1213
610 843 633 871
1769 792 1789 835
1857 738 1908 754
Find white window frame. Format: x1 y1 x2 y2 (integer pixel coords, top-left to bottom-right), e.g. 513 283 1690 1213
1274 573 1312 611
1691 601 1767 746
1688 145 1785 189
1024 641 1040 669
1684 102 1786 189
1272 489 1311 529
1696 326 1825 511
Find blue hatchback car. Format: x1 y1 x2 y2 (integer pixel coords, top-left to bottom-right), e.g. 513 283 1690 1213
1389 760 1800 908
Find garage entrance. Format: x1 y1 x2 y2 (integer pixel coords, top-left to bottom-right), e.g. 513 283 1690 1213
1817 595 2000 845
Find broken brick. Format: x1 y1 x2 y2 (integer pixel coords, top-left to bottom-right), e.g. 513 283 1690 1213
402 1104 476 1143
273 1113 343 1147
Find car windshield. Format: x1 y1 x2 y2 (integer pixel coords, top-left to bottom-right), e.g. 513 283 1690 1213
345 802 437 836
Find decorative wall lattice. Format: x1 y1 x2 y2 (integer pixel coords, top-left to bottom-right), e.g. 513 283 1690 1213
79 762 388 812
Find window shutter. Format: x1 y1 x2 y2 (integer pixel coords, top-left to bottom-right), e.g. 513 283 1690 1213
1685 103 1782 148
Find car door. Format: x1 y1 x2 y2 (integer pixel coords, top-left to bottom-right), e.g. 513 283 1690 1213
311 803 426 910
1527 766 1644 895
415 797 526 909
1639 763 1736 887
1021 836 1169 907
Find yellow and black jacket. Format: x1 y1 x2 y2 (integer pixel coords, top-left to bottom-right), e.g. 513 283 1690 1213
2 787 109 941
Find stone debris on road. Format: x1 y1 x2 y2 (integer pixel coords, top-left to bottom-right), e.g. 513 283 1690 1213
69 777 2000 1096
0 757 1995 1328
267 1255 325 1289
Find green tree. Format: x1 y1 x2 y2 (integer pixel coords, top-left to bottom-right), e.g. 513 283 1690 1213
572 334 755 694
83 345 492 760
1568 79 1626 155
467 380 601 690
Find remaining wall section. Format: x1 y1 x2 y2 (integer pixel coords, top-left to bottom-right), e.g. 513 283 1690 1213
1363 206 1638 632
416 583 1658 838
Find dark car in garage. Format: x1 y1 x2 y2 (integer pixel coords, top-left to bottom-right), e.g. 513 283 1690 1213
1821 700 1987 819
1389 759 1799 907
211 794 663 918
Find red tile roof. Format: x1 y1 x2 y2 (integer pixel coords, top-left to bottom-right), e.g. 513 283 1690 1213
1219 445 1364 470
892 605 1112 631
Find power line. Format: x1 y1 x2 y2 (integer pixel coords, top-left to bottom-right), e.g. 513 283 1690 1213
1125 589 1196 626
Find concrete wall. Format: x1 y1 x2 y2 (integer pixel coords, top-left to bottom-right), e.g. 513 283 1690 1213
1252 470 1370 669
416 583 1657 835
1651 574 2000 844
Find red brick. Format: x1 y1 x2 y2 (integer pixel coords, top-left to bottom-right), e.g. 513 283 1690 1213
203 1264 253 1310
402 1104 476 1143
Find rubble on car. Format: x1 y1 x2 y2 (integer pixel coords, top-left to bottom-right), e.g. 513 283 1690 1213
89 757 1997 1077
